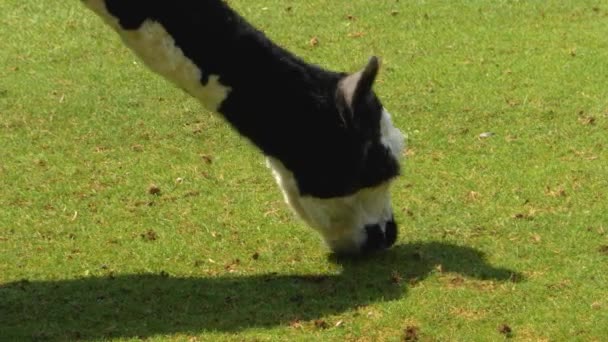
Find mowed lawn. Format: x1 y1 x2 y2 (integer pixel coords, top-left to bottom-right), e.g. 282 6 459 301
1 0 607 341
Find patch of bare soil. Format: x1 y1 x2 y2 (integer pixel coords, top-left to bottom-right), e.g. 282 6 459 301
498 323 513 337
403 326 420 341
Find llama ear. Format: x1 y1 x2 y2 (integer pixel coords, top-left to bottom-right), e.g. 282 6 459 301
338 56 380 111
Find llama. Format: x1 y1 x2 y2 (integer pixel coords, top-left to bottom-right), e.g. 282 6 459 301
81 0 406 254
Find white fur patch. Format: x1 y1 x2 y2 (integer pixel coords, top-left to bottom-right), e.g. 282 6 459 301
380 109 406 160
83 0 231 112
266 159 394 252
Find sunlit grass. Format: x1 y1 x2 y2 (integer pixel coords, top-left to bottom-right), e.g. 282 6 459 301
1 1 607 341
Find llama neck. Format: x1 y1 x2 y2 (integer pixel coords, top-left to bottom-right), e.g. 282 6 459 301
86 0 342 153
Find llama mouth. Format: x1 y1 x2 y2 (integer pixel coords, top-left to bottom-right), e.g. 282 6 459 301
361 218 398 253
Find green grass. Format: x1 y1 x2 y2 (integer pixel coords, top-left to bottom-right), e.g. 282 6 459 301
1 0 607 341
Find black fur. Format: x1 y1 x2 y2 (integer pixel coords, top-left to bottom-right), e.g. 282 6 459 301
100 0 399 198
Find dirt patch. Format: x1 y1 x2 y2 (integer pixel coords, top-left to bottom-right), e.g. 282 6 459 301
391 270 403 284
599 245 608 255
289 319 303 329
498 323 513 337
148 184 161 196
224 259 240 272
201 155 213 164
578 110 596 126
403 326 420 341
348 31 365 38
314 319 329 329
183 190 200 198
450 307 486 321
449 276 465 287
513 212 533 220
545 186 567 197
141 229 158 241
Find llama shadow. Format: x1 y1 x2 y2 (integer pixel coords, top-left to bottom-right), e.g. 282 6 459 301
1 242 522 340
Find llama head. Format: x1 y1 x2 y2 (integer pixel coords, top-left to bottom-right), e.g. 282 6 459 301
268 57 405 255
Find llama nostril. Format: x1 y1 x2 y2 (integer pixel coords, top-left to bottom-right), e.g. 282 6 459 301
361 224 387 253
361 219 398 253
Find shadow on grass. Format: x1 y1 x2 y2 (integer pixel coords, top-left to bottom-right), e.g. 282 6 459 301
1 242 522 340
